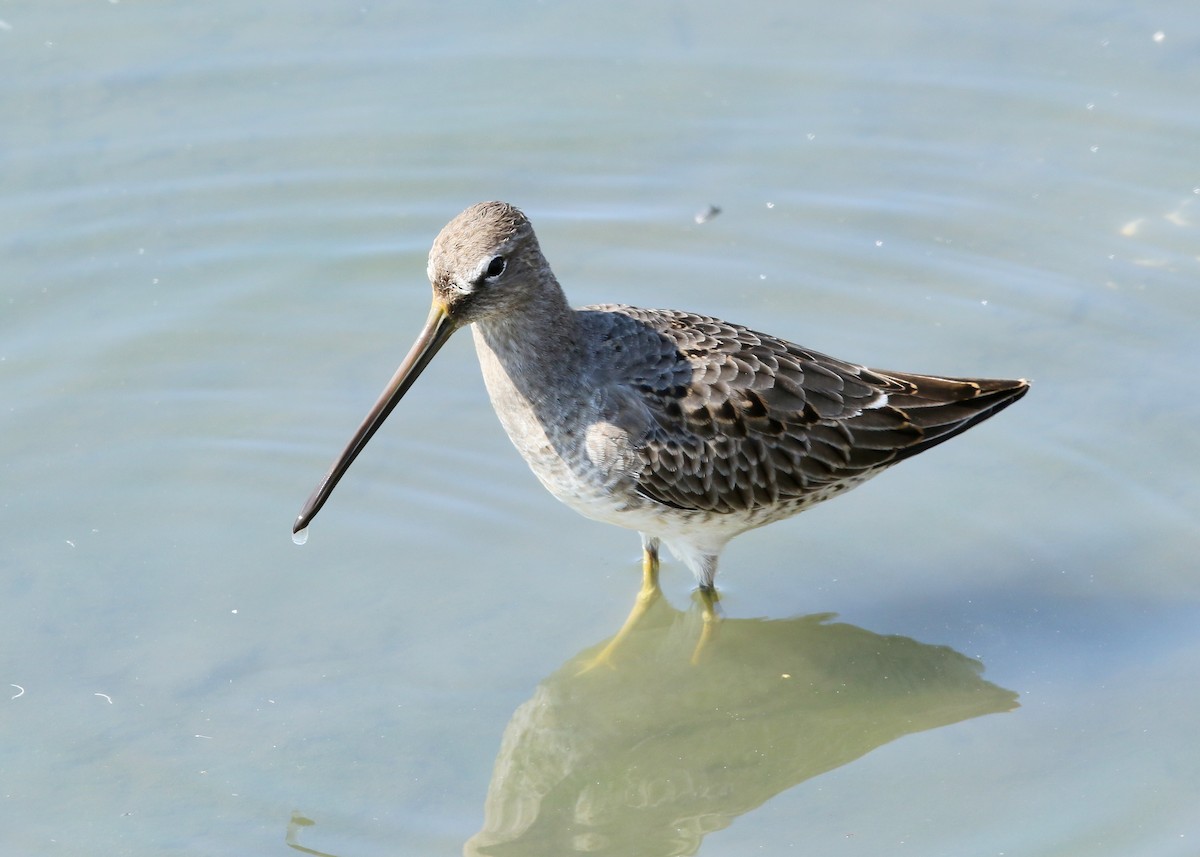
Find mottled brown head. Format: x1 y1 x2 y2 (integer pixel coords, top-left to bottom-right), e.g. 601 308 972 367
427 201 551 325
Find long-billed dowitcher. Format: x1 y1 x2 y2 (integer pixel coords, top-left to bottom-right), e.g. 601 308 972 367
294 201 1028 663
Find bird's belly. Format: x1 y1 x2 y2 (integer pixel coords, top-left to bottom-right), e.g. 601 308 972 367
485 386 767 547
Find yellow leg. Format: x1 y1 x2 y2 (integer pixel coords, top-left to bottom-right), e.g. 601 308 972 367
577 539 661 674
690 584 720 664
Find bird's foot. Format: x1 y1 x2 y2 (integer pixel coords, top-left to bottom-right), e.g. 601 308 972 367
576 559 663 675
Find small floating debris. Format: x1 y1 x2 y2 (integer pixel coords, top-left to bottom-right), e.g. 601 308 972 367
694 204 721 224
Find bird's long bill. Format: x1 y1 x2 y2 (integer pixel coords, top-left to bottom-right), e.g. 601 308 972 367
293 301 456 534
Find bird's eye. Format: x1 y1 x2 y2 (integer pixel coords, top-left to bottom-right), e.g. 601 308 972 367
484 255 507 279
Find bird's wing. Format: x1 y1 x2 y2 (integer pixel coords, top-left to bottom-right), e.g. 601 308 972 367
589 305 1027 514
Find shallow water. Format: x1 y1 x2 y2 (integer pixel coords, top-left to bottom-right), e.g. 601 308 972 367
3 2 1199 855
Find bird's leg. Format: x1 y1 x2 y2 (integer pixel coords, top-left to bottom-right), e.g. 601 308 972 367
577 535 662 673
690 557 721 664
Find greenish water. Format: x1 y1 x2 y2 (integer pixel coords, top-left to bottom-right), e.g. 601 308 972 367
3 2 1198 855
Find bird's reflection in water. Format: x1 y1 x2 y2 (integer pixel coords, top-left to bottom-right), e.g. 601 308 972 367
465 598 1016 857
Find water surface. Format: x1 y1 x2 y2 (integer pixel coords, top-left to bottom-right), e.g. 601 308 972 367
3 2 1198 855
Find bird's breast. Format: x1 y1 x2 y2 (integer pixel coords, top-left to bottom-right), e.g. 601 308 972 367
471 325 641 516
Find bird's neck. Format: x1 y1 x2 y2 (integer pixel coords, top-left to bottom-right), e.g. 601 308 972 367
471 281 587 410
